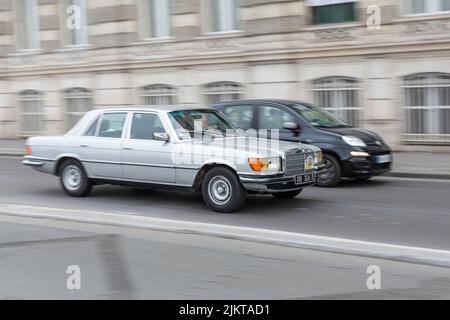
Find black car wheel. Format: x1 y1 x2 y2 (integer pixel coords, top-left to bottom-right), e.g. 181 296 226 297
316 154 341 187
272 189 302 199
59 159 92 197
202 167 246 213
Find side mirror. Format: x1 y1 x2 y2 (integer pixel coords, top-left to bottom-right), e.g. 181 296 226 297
153 132 169 142
283 122 300 131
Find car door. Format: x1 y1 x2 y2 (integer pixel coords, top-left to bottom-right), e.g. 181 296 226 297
77 112 128 179
122 112 176 183
255 104 301 142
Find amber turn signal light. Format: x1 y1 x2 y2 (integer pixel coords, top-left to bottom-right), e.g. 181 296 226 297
25 145 32 156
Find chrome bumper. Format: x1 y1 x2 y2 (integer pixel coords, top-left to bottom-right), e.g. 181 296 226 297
239 170 318 193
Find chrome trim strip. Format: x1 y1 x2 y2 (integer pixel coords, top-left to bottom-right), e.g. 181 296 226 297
82 159 199 170
22 159 45 167
89 176 192 188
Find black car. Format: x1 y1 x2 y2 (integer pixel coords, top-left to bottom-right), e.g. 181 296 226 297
212 99 392 187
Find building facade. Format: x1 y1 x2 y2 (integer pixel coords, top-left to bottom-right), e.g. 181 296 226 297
1 0 450 151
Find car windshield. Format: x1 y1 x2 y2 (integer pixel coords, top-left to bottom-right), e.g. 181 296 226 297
288 103 351 128
168 109 236 140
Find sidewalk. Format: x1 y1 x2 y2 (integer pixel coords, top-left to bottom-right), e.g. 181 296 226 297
1 139 449 180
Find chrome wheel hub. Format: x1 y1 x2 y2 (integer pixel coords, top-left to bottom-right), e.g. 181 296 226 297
208 176 232 206
62 165 82 191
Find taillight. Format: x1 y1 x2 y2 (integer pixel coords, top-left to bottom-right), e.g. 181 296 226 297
25 145 32 156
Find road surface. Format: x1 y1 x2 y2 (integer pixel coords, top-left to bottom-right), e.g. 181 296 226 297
1 156 449 249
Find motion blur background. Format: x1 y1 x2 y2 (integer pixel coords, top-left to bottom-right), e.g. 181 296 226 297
1 0 450 152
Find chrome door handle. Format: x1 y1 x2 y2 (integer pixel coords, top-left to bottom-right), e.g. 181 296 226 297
123 147 134 150
302 139 314 144
80 144 89 148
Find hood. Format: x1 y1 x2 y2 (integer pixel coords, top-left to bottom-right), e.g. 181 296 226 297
319 127 382 144
181 136 306 157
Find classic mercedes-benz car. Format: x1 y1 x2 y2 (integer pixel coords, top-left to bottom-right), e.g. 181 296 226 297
23 106 322 213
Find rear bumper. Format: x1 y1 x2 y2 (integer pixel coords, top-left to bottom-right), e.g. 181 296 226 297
22 156 55 174
239 170 318 193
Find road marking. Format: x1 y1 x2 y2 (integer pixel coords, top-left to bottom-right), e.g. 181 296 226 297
0 203 450 268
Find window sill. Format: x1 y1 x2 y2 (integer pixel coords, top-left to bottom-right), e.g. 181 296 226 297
55 44 92 52
135 37 177 44
395 11 450 22
8 49 43 56
302 22 363 31
196 30 244 40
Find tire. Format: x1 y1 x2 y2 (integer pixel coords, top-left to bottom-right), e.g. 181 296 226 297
59 159 92 197
201 167 246 213
272 189 302 199
316 154 341 187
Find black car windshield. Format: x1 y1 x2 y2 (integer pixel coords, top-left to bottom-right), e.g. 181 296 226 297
288 103 350 128
168 109 235 140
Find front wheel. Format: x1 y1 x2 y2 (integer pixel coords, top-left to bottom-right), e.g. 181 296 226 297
59 159 92 197
202 167 246 213
316 154 341 187
272 189 302 199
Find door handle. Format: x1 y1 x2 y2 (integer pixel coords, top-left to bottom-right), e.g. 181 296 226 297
80 144 89 148
123 147 134 150
302 139 314 144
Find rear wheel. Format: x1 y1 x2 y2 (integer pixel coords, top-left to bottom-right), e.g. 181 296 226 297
272 189 302 199
59 159 92 197
316 154 341 187
202 167 246 213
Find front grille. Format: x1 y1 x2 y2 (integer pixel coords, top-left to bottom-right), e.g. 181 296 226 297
284 149 305 177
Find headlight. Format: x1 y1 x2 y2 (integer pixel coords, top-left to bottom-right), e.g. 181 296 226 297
248 157 281 174
342 135 366 147
313 151 323 165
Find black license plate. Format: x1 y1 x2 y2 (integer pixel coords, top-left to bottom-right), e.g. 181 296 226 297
295 173 316 184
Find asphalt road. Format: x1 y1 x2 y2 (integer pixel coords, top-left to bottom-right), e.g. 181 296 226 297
1 214 450 299
1 157 450 250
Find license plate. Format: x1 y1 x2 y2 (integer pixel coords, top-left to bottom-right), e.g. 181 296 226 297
295 173 316 184
375 154 392 164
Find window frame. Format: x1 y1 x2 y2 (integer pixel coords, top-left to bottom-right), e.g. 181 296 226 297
128 112 168 141
202 0 240 34
59 0 89 47
221 104 256 130
138 0 171 40
14 0 41 51
18 90 45 136
202 81 244 105
64 87 93 130
401 0 450 16
95 112 128 139
311 76 361 126
308 0 357 25
402 73 450 144
254 103 300 132
140 84 177 106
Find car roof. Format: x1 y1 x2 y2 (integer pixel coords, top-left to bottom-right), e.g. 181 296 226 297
93 105 213 113
211 99 310 107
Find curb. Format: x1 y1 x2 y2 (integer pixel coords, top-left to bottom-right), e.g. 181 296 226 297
385 172 450 180
1 203 450 268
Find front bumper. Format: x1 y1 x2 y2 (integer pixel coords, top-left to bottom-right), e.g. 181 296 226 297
239 169 318 193
341 152 392 178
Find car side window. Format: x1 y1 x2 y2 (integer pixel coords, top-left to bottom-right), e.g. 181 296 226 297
84 118 99 136
98 113 127 138
130 113 165 140
222 105 254 129
258 105 296 130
